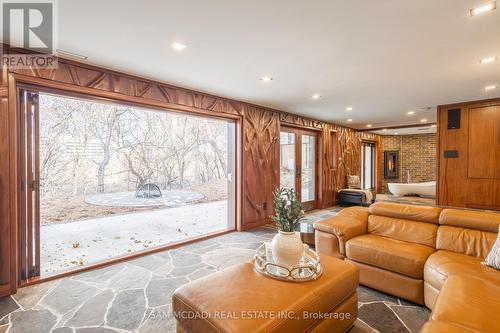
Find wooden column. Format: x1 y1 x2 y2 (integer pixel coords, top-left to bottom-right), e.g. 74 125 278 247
0 53 15 297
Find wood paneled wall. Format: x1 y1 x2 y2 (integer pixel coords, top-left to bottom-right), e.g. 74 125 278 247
4 57 378 227
437 99 500 210
0 59 13 297
0 49 378 294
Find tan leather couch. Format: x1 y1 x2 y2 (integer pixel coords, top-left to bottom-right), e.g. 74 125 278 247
314 202 500 333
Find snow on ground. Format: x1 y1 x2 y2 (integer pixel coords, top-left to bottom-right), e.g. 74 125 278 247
41 200 228 274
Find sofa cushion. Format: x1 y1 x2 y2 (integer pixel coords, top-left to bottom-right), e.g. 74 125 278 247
436 225 497 258
440 208 500 233
420 321 476 333
428 275 500 333
368 202 442 224
346 234 434 279
424 250 500 291
368 215 438 247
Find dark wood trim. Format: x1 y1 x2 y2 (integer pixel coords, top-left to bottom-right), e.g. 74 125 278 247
20 227 235 287
13 74 242 122
8 73 19 295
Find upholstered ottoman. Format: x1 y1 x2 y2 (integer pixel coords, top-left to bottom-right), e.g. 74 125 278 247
172 255 359 333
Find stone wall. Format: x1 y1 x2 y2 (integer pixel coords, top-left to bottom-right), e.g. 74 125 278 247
379 133 437 194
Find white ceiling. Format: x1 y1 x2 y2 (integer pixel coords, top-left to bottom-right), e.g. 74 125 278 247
55 0 500 129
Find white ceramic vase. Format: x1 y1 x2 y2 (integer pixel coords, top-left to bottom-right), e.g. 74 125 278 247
271 231 307 268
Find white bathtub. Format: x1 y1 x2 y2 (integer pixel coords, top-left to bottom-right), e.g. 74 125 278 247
388 181 436 197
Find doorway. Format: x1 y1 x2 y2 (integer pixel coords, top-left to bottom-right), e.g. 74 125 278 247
279 127 318 210
18 89 237 280
361 141 376 190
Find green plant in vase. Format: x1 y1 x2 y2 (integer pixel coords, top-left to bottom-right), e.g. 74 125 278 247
271 187 305 231
270 186 307 268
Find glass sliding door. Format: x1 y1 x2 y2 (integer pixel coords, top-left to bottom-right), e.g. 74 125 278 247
301 134 316 202
362 141 376 190
279 132 296 190
279 127 318 210
18 89 237 278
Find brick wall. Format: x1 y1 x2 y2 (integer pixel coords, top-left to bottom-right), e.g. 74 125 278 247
379 133 436 194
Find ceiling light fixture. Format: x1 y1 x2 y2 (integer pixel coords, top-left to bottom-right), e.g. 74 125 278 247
382 129 387 132
420 118 428 122
431 124 437 128
485 85 497 91
346 107 353 112
172 42 187 51
394 132 399 135
366 124 372 128
347 118 353 122
259 76 273 82
469 2 496 16
311 94 321 100
407 111 415 115
480 56 498 64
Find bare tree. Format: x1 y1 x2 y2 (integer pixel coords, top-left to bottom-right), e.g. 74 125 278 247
88 104 127 192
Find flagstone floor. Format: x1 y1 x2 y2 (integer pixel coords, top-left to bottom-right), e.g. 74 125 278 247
0 207 430 333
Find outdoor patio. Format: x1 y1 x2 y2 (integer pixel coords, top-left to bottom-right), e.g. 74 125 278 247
41 201 228 274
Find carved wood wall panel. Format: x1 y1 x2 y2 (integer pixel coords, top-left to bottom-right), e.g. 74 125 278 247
10 61 244 117
6 56 379 231
280 112 323 129
242 106 280 228
320 124 378 206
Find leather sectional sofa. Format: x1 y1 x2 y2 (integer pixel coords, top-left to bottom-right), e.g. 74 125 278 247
314 202 500 333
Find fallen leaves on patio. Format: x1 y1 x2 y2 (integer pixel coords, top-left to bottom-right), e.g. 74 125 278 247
70 258 85 266
72 242 80 248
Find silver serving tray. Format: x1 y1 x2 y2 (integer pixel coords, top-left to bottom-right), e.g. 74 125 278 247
254 242 323 282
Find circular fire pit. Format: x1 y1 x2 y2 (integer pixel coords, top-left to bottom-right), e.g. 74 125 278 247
84 190 204 208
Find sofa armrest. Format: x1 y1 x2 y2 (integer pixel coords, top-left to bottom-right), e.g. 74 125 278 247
314 206 369 257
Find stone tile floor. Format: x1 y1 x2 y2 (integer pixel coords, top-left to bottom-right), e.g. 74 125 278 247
0 207 430 333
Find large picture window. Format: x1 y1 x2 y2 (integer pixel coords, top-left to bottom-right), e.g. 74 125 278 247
18 90 236 279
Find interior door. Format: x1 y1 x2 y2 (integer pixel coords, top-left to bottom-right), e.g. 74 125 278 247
279 127 318 210
18 88 41 282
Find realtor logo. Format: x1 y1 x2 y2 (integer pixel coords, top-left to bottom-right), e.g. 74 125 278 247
1 0 57 68
2 0 54 54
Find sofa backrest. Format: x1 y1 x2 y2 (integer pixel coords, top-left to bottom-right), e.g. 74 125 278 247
367 202 441 247
436 209 500 258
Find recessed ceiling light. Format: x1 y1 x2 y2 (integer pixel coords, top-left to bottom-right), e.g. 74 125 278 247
394 132 399 135
420 118 428 122
469 2 496 16
347 118 353 122
480 56 498 64
311 94 321 100
407 111 415 116
431 124 437 128
382 129 387 132
346 107 353 112
172 42 187 51
366 124 372 128
485 85 497 91
259 76 273 82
